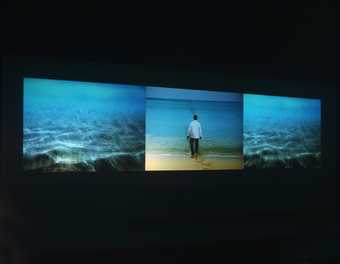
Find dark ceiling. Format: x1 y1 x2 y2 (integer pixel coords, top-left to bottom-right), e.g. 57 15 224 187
2 1 339 81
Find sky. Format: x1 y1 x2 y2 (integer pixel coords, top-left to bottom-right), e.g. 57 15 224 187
146 86 242 102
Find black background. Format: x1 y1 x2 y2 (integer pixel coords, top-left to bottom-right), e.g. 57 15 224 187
1 1 338 263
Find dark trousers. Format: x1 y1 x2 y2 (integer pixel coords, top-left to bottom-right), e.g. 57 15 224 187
190 138 199 156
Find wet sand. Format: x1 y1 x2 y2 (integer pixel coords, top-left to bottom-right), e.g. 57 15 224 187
146 154 243 171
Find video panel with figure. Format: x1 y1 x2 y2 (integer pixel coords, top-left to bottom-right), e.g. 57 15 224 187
23 77 321 173
145 87 244 170
244 94 321 168
23 78 145 172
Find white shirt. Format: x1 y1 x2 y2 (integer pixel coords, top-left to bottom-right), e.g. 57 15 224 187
187 120 202 139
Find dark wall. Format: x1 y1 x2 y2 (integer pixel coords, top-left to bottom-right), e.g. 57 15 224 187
1 1 338 261
1 55 337 255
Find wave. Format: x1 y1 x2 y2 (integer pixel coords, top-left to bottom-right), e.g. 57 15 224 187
24 151 145 172
244 123 321 168
24 108 145 172
147 136 242 155
245 152 321 168
147 152 242 161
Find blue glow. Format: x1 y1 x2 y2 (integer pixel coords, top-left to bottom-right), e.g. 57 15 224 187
244 94 321 168
23 78 145 172
146 87 244 170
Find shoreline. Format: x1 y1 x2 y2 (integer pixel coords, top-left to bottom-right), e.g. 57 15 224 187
146 153 244 171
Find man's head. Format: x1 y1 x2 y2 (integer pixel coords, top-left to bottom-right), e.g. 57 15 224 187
193 114 198 120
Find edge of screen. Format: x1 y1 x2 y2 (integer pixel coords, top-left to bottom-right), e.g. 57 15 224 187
2 55 335 181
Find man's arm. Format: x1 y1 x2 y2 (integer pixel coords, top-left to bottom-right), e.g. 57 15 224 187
187 123 192 138
199 124 202 139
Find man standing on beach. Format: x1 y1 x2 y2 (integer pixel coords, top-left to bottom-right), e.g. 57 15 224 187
187 114 202 158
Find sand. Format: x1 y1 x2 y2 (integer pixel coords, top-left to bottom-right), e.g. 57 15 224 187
146 154 244 171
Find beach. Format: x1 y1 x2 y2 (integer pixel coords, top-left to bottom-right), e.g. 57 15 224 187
145 94 244 171
146 153 244 171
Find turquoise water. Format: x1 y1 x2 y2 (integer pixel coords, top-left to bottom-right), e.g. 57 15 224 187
23 78 320 171
23 78 145 172
146 98 243 158
244 94 321 168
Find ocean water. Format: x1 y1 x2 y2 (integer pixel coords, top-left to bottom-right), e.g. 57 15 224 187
146 98 243 159
244 94 321 168
23 78 145 172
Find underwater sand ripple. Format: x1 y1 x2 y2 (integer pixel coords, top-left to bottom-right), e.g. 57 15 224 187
24 110 145 172
244 123 320 168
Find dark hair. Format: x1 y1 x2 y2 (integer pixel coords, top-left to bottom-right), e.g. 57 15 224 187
193 114 198 120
